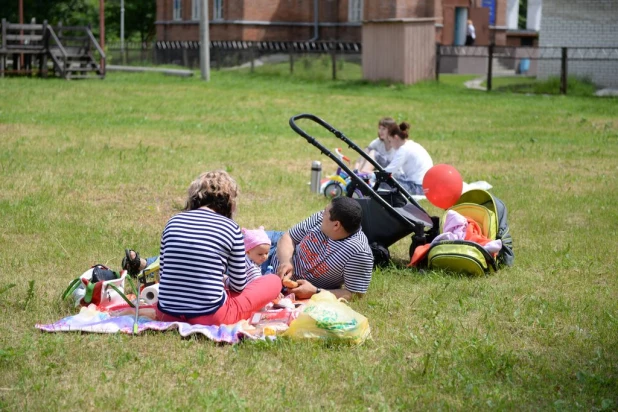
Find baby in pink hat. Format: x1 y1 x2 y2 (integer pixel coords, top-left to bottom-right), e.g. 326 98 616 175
224 226 271 289
242 226 272 283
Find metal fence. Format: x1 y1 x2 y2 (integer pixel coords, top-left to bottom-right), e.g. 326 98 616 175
437 45 618 94
105 41 618 93
106 40 363 80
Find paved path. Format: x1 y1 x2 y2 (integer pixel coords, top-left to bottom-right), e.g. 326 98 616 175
107 65 194 77
464 76 486 91
595 88 618 97
464 75 618 97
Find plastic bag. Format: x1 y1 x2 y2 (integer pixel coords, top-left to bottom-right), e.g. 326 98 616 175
283 291 370 345
62 265 130 310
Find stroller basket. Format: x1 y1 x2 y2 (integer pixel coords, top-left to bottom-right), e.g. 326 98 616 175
289 114 436 260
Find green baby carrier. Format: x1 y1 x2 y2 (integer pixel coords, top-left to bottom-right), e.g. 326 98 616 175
416 189 514 276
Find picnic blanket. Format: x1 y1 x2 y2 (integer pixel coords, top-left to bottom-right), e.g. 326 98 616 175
38 292 370 345
35 306 264 344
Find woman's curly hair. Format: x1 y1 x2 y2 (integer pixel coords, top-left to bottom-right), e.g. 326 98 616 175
184 170 239 218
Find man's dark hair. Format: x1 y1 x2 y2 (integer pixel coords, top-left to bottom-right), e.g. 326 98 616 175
329 197 362 234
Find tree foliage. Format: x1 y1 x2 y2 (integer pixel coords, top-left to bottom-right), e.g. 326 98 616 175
104 0 156 42
0 0 155 42
518 0 528 29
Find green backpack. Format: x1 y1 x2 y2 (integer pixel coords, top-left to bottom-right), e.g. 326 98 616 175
425 189 514 276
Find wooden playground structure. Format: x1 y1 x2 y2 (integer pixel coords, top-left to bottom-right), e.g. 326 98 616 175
0 19 106 79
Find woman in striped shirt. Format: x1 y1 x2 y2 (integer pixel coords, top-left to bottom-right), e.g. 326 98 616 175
154 171 281 325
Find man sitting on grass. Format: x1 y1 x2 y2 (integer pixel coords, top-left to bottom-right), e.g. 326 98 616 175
268 197 374 301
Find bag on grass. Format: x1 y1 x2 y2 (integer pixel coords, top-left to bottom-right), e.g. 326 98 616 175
62 264 130 308
283 290 370 345
423 189 514 276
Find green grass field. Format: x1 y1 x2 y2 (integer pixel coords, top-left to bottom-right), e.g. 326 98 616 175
1 69 617 410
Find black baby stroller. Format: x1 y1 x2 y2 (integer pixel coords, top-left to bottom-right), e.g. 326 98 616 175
289 114 439 266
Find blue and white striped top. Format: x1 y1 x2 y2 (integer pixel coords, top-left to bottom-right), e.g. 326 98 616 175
272 211 374 293
224 255 262 289
245 255 263 283
157 208 246 317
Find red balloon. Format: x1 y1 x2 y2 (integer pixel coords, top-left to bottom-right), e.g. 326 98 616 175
422 164 463 209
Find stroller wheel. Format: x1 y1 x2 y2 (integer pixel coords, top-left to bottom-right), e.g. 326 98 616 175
345 181 365 199
370 242 390 268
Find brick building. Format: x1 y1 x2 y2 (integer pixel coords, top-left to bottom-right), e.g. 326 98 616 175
155 0 509 46
538 0 618 88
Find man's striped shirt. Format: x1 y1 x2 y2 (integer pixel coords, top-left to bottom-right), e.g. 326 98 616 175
272 211 373 293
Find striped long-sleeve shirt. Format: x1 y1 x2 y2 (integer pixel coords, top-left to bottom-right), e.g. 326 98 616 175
245 255 263 283
272 211 373 293
225 256 263 289
157 209 246 317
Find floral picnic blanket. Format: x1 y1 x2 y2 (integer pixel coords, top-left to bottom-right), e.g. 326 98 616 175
35 310 261 344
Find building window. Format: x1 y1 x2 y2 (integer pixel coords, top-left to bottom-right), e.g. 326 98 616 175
213 0 223 21
349 0 363 23
173 0 182 21
191 0 200 20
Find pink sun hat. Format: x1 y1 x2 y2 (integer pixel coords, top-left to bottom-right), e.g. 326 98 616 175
242 226 271 252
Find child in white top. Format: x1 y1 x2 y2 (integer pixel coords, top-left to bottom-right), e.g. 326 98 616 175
355 117 397 172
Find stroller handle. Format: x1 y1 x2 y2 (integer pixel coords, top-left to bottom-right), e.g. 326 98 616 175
289 113 432 230
289 114 383 172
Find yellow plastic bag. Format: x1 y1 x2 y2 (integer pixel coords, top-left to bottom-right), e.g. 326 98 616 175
283 291 371 345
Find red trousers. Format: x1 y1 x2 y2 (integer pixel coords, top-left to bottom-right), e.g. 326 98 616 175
155 274 281 326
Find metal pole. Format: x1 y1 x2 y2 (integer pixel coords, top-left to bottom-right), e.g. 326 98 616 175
487 43 494 92
250 46 255 73
182 43 189 67
435 43 440 82
560 47 568 95
120 0 125 64
199 0 210 81
19 0 24 68
99 0 105 74
290 52 294 74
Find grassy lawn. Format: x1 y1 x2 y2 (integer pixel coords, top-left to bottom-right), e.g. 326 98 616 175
1 70 617 410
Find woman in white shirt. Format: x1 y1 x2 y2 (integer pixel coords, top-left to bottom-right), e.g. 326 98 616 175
383 122 433 195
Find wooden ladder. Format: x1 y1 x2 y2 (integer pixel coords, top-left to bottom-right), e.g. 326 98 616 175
47 24 105 80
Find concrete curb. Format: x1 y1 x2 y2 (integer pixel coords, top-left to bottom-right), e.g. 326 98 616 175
107 65 194 77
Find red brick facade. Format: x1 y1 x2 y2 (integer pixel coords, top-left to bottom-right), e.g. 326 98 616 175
156 0 507 45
